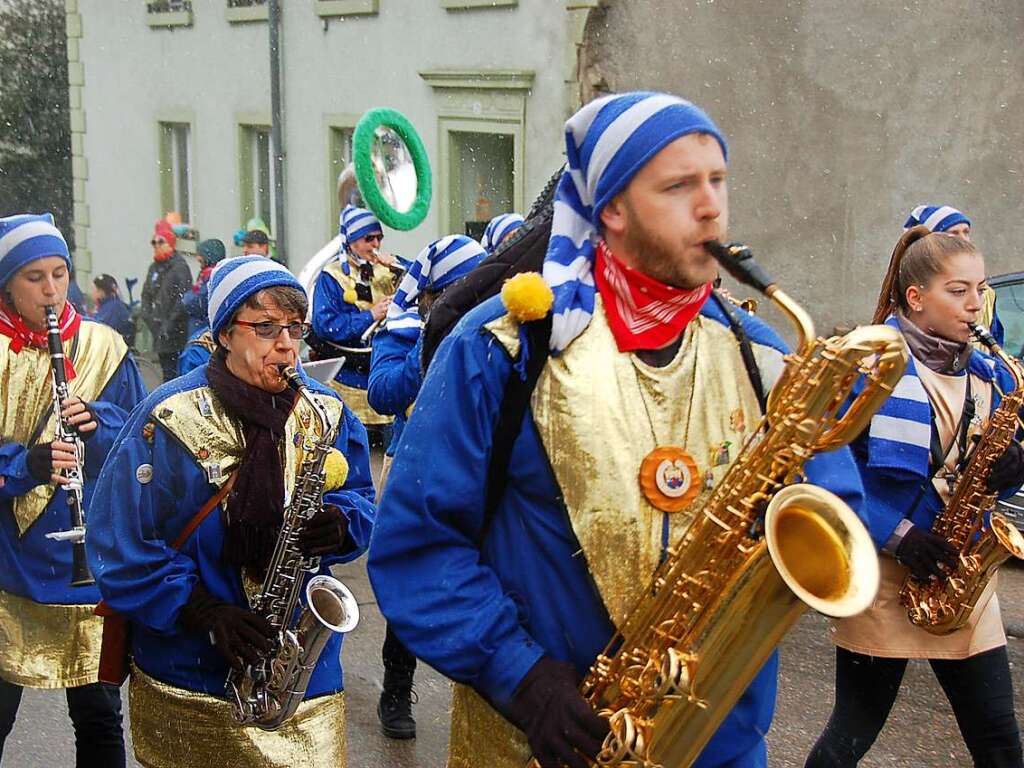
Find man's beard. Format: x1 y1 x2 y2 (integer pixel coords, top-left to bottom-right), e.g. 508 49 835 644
622 207 712 290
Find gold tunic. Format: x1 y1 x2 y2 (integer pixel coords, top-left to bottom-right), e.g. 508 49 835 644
129 665 347 768
321 260 394 427
449 297 767 767
832 358 1004 659
0 321 127 688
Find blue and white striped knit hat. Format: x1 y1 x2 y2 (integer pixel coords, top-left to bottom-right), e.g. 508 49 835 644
903 205 971 233
384 235 487 341
481 213 525 254
541 92 728 353
0 213 71 288
207 255 305 335
339 204 383 250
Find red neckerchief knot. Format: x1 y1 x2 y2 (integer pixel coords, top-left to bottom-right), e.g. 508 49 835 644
0 300 81 379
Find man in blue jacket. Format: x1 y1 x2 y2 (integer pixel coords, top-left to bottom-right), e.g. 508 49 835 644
368 92 866 768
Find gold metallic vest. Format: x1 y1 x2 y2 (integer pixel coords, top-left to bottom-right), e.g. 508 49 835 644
322 259 396 310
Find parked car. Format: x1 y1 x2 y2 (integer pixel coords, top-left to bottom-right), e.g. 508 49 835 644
989 272 1024 533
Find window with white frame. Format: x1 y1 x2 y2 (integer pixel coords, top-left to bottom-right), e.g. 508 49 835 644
240 124 276 235
158 121 193 224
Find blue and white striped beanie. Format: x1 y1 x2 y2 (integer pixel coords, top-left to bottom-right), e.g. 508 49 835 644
541 92 728 353
207 256 305 335
481 213 525 253
903 205 971 233
339 204 383 250
0 213 71 288
384 235 487 341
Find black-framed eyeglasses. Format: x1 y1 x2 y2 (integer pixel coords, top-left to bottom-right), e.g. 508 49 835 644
233 319 310 340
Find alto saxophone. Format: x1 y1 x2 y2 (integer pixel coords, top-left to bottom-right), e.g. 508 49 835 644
530 242 905 768
227 365 360 730
42 304 94 587
899 323 1024 635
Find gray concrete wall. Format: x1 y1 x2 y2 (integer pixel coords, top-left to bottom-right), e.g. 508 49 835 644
76 0 568 288
581 0 1024 335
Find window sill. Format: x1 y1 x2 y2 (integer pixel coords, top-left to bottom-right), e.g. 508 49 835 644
315 0 378 17
442 0 516 8
146 10 193 28
226 5 268 23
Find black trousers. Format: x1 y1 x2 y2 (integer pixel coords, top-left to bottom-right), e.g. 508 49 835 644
0 677 125 767
806 646 1023 768
158 352 179 382
382 623 417 682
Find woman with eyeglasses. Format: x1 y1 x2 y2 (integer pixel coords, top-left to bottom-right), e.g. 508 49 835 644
141 219 192 382
87 256 376 768
0 212 146 767
309 204 402 434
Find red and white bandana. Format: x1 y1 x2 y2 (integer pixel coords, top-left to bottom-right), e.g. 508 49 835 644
594 240 712 353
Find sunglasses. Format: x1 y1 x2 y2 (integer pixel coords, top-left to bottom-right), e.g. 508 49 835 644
151 238 167 247
233 319 310 340
363 234 384 244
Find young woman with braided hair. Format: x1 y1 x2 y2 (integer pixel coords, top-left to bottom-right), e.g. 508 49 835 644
806 226 1024 768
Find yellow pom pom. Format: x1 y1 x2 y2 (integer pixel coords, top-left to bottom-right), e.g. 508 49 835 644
323 448 350 492
501 272 553 322
343 288 358 304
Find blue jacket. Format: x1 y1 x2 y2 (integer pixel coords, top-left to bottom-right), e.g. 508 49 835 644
87 365 376 697
313 268 375 390
92 295 134 346
0 323 146 606
852 351 1020 549
367 328 422 456
368 296 865 768
180 283 209 338
177 326 214 377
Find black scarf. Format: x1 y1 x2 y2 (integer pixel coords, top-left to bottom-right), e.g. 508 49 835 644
206 352 297 570
897 312 972 375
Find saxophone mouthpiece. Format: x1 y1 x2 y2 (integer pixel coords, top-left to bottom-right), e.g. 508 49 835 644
704 241 775 295
968 322 998 350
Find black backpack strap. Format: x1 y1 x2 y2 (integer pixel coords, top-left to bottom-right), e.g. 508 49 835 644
480 314 552 546
709 291 767 413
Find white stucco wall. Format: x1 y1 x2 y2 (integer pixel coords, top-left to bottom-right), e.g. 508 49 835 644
76 0 569 286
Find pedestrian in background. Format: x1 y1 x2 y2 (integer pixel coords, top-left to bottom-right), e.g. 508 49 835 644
90 273 134 347
175 238 226 376
141 219 191 382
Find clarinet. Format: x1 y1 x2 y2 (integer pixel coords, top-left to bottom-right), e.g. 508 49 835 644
42 305 94 587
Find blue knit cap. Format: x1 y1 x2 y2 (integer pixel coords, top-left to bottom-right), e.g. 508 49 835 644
541 92 728 353
903 205 971 233
481 213 525 254
384 235 487 341
0 213 71 288
207 256 305 335
339 205 383 250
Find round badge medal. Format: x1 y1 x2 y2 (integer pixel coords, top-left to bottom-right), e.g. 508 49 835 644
638 446 700 513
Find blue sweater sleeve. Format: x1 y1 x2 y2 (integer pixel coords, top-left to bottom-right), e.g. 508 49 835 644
312 271 374 345
368 321 545 708
366 330 422 417
322 404 376 565
0 443 38 498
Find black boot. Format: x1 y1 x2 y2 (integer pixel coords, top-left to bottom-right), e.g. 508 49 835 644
377 668 417 740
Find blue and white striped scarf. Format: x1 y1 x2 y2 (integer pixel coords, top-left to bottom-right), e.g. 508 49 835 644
540 92 728 354
384 235 487 342
481 213 524 253
865 315 1000 479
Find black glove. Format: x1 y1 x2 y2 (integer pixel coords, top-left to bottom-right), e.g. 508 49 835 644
506 657 609 768
178 582 275 670
986 439 1024 493
297 505 349 557
25 442 54 483
895 525 958 581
